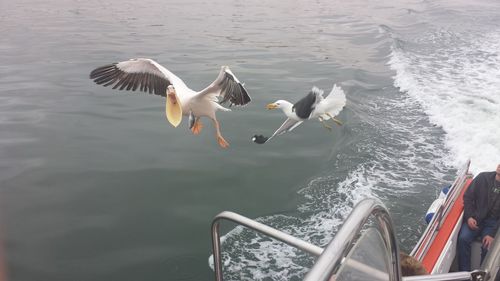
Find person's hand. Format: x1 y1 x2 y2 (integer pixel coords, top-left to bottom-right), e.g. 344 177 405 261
482 235 494 250
467 217 478 230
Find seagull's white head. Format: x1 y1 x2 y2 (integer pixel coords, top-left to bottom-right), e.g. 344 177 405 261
266 100 288 110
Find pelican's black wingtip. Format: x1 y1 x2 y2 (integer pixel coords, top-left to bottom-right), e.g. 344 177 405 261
252 134 269 144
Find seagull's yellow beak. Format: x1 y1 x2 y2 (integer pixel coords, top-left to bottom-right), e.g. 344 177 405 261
266 103 278 110
166 91 182 127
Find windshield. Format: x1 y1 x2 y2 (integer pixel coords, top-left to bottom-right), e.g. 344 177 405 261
333 227 391 281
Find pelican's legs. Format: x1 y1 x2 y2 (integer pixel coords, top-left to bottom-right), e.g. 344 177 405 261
326 113 343 126
191 118 203 135
319 117 333 131
212 119 229 148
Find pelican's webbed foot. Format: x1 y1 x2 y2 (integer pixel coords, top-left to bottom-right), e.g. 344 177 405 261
217 136 230 148
191 120 203 135
212 119 229 148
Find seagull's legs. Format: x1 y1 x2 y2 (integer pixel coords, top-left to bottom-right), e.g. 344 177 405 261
212 119 229 148
191 118 203 135
326 113 343 126
319 117 333 131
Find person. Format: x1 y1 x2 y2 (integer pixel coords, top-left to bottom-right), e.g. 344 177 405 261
458 163 500 271
400 252 428 276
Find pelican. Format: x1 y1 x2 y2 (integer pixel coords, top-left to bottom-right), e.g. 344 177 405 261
89 58 251 148
252 84 346 144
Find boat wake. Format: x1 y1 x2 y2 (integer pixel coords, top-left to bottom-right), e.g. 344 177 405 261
209 5 500 281
389 27 500 173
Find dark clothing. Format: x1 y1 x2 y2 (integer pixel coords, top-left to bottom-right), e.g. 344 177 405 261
463 171 500 237
488 180 500 219
458 217 497 271
458 171 500 271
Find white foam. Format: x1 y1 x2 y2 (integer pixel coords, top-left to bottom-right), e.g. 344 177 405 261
208 87 456 278
389 29 500 174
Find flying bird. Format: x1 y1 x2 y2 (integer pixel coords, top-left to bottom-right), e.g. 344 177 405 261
252 84 346 144
89 58 251 148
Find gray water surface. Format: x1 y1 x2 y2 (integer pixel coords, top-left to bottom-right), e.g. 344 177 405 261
3 0 498 280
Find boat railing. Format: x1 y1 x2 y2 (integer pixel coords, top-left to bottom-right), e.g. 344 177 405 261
411 160 472 260
211 198 401 281
436 160 470 231
211 210 323 281
211 197 499 281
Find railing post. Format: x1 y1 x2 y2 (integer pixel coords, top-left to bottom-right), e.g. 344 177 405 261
211 220 224 281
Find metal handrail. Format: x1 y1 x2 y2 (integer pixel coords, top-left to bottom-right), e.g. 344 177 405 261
210 195 494 281
211 211 323 281
304 198 401 281
211 198 400 281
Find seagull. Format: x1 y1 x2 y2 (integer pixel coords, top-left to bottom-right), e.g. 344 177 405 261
252 84 346 144
89 58 251 148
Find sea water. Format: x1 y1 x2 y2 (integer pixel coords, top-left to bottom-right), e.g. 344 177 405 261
1 0 499 280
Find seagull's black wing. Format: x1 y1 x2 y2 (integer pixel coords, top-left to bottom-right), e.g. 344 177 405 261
292 91 319 119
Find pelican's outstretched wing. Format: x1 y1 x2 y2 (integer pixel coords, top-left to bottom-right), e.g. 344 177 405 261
197 66 251 106
266 118 303 143
89 58 186 97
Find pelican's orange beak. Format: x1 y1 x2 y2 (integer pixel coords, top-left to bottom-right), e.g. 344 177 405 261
166 91 182 127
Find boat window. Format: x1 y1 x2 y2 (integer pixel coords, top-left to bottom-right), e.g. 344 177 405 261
333 227 391 281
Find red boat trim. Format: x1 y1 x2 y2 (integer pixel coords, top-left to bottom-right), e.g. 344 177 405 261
420 178 472 272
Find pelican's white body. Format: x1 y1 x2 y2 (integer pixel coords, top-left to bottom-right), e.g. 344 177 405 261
152 60 231 121
91 57 250 148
